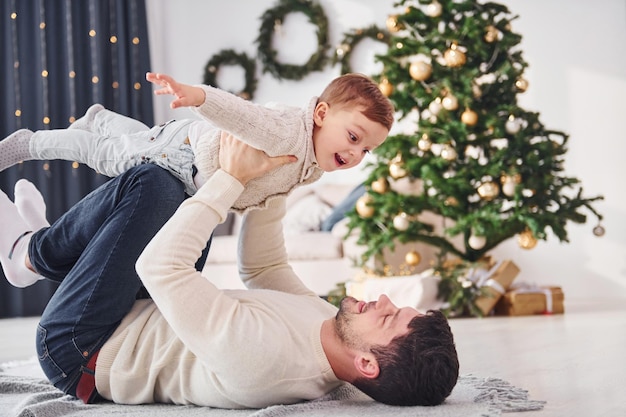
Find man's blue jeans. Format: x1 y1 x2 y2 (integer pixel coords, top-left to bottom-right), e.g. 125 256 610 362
29 164 196 397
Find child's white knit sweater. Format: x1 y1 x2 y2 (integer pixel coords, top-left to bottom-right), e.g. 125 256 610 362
189 85 323 213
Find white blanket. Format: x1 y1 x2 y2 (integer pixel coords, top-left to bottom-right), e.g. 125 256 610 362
0 359 545 417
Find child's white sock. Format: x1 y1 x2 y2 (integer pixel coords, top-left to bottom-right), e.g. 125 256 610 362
0 129 33 171
14 179 50 230
0 189 41 288
69 104 104 131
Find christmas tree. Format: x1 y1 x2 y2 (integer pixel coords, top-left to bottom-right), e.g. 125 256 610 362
344 0 604 313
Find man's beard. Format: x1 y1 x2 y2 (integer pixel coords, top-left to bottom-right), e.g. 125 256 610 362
334 297 369 351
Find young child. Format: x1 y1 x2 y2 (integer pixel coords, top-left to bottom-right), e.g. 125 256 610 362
0 72 394 213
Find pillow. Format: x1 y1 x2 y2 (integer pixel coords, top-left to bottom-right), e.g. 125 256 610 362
314 183 360 207
282 194 332 234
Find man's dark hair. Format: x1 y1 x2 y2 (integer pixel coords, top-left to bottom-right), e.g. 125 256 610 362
352 310 459 406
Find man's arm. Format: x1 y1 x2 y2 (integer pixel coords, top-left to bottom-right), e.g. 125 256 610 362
135 169 245 360
136 133 297 361
237 197 316 296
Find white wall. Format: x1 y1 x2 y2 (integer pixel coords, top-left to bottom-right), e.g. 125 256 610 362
146 0 626 299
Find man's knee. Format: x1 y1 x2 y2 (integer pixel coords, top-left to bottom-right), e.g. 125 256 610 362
129 165 184 196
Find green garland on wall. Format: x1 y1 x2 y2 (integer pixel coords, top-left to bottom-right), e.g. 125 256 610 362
203 49 257 100
333 25 391 75
256 0 329 80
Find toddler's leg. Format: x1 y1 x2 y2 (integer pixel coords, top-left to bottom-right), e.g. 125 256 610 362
0 188 42 287
70 104 150 136
14 179 49 230
90 108 150 136
68 104 104 131
0 129 34 171
30 129 119 176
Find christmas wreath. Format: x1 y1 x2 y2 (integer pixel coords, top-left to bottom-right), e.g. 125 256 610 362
256 0 329 80
203 49 257 100
333 25 391 74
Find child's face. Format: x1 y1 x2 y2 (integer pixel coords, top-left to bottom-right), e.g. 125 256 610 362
312 102 389 172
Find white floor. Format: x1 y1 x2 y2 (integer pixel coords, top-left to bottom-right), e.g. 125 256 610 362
1 295 625 417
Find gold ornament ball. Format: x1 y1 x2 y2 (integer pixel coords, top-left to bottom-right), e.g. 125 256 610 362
461 108 478 126
424 1 442 18
468 235 487 250
477 181 500 200
505 116 521 134
393 212 410 231
371 177 389 193
444 45 466 67
501 180 516 197
515 77 529 92
440 144 457 161
405 250 422 266
518 229 538 249
441 95 458 111
593 225 606 237
389 160 407 179
501 173 521 197
386 15 401 32
355 195 375 218
335 43 350 58
409 61 432 81
417 134 432 152
378 78 393 97
484 26 499 43
428 99 443 115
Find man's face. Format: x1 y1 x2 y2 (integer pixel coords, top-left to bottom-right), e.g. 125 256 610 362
334 295 422 351
312 104 388 172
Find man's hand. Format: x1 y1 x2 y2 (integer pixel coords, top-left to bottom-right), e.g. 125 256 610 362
219 132 297 186
146 72 205 109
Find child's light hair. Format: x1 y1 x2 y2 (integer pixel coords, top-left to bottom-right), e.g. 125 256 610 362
318 73 394 131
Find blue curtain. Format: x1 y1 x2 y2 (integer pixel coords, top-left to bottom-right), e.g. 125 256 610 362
0 0 154 318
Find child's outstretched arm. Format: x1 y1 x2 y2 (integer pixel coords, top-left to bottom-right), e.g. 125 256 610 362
146 72 205 109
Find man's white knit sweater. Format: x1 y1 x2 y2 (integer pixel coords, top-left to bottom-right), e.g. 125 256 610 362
94 170 342 408
188 85 324 213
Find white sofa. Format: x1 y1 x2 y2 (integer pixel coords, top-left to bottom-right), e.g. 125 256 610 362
201 182 441 296
200 183 362 295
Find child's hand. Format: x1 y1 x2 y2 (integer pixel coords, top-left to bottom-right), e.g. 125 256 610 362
146 72 205 109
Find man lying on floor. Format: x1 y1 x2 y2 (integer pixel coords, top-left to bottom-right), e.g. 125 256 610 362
0 133 458 408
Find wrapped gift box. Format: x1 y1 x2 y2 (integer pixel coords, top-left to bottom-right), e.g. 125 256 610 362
494 286 564 316
473 260 520 316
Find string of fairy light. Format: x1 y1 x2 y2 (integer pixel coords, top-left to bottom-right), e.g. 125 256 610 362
8 2 145 174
